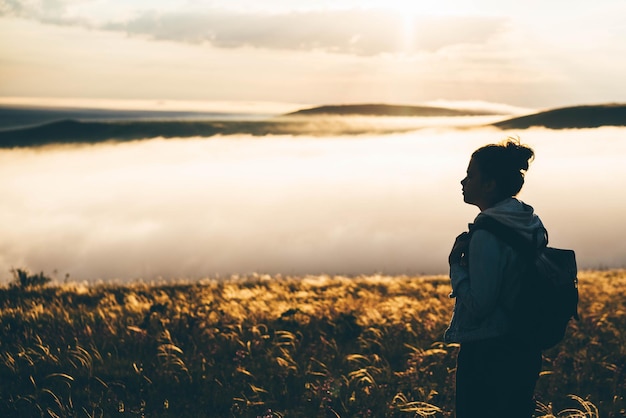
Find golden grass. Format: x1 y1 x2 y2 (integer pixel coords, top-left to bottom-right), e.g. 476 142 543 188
0 270 624 417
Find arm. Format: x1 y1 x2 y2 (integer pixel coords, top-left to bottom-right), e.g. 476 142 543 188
450 230 507 318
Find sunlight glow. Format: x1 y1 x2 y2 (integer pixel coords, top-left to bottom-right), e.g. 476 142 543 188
378 0 466 17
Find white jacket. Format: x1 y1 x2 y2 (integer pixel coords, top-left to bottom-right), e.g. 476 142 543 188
444 198 546 343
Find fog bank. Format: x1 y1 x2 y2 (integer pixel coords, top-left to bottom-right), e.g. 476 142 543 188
1 127 625 282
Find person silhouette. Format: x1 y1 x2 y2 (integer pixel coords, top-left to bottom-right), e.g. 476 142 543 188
445 138 544 417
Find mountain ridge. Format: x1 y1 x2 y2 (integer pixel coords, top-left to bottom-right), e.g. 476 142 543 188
284 103 501 117
491 103 626 129
0 102 624 148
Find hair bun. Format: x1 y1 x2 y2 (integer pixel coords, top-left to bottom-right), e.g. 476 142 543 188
471 137 535 198
503 138 534 172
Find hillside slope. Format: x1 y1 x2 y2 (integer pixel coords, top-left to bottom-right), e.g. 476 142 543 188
285 103 499 117
492 104 626 129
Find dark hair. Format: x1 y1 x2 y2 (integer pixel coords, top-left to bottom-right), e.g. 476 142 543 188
471 138 535 198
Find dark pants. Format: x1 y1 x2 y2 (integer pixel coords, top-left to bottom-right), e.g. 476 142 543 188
455 336 542 418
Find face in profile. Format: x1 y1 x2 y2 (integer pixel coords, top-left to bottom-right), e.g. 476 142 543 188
461 158 493 209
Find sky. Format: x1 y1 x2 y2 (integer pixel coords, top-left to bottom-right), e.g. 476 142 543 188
1 0 625 111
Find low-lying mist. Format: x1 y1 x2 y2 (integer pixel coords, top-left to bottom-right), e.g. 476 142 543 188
1 127 625 282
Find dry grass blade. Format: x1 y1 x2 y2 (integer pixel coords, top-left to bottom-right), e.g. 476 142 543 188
45 373 74 382
41 388 64 412
556 395 600 418
236 367 255 378
249 384 268 394
393 393 443 416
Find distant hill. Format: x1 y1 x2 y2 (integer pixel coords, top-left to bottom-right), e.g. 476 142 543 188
2 103 625 148
285 103 500 117
492 104 626 129
0 105 259 131
0 119 281 148
0 118 422 148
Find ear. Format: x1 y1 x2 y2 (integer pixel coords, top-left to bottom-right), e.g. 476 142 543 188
484 178 498 194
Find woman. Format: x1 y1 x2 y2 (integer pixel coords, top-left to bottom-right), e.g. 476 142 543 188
445 138 544 418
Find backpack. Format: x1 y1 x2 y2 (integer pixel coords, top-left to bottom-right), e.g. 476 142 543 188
470 217 579 350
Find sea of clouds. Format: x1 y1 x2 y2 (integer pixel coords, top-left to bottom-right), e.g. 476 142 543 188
1 126 625 282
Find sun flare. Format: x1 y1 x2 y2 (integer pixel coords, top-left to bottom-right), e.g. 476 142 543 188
376 0 464 17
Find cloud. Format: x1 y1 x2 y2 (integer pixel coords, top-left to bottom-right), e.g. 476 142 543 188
0 133 468 280
1 1 507 55
1 128 626 282
106 10 507 55
0 0 94 26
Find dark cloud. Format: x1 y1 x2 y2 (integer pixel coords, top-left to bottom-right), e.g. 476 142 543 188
104 10 505 55
1 1 506 55
0 0 28 15
0 0 94 27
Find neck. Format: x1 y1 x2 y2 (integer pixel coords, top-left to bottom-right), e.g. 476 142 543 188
479 196 513 211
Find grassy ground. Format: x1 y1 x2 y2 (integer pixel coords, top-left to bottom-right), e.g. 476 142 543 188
0 270 624 417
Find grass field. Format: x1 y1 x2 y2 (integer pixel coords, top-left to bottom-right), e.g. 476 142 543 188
0 270 624 417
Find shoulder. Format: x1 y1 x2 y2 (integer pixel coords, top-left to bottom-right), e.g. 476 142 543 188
469 223 520 261
469 228 503 253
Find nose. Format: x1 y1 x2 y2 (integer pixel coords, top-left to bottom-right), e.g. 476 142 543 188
461 177 467 186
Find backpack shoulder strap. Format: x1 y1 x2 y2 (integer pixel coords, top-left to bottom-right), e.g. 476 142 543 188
470 217 540 260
